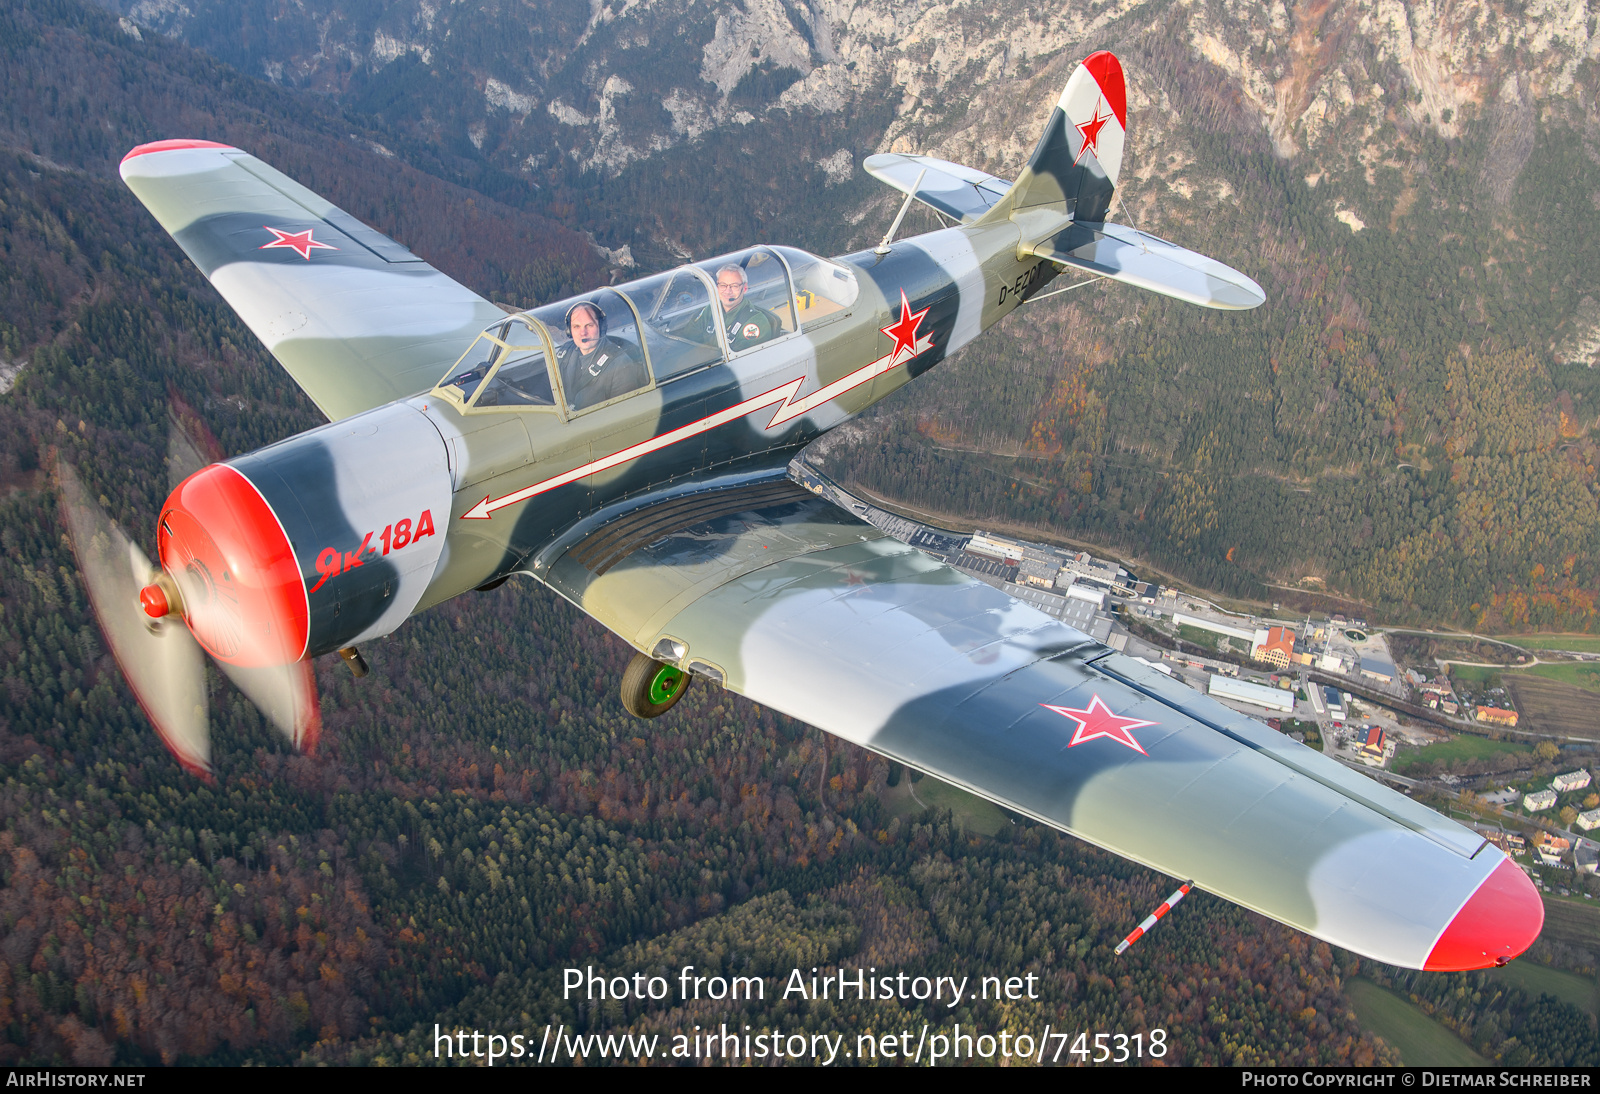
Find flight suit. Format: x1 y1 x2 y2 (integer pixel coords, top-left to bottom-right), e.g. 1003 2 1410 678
720 299 780 352
678 300 781 353
555 337 648 410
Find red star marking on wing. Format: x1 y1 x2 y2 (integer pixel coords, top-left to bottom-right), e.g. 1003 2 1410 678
259 226 337 260
880 288 931 364
1041 694 1156 755
1074 107 1112 165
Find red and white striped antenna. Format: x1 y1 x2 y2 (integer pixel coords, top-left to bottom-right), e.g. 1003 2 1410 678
1115 881 1193 956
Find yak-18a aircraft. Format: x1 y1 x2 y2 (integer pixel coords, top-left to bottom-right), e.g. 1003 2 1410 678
67 51 1542 972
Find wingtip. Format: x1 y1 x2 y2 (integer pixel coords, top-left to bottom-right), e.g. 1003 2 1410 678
1081 51 1127 130
1219 274 1267 311
121 139 237 168
1423 857 1544 971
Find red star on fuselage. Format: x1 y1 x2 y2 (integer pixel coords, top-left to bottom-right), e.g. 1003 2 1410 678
259 226 337 260
881 288 931 364
1074 107 1111 165
1041 694 1156 755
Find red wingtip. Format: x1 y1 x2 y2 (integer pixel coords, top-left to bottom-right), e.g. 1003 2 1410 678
1082 51 1127 131
1424 857 1544 971
121 139 236 165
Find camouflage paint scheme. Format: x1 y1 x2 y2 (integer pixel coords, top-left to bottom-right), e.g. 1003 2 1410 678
116 52 1540 971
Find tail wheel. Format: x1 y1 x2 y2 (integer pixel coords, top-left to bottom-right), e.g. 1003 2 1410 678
621 652 692 718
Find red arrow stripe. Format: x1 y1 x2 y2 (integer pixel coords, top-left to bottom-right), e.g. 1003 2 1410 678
460 339 928 521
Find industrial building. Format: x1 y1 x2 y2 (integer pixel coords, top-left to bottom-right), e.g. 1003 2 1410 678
1323 686 1345 720
966 531 1024 563
1207 674 1295 714
1359 658 1397 684
1173 613 1257 645
1252 626 1295 668
1018 556 1059 588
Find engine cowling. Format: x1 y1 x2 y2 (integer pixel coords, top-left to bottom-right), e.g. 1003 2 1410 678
151 401 454 663
157 462 308 665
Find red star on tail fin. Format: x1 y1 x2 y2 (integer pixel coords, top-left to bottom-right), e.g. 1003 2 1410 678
1074 108 1111 165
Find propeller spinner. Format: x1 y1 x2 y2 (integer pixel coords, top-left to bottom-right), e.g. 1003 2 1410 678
58 414 320 777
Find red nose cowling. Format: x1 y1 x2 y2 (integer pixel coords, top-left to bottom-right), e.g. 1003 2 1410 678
157 464 309 666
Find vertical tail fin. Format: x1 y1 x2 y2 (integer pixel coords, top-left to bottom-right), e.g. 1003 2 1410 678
982 50 1127 224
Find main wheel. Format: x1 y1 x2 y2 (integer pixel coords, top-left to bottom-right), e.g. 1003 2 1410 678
620 652 692 718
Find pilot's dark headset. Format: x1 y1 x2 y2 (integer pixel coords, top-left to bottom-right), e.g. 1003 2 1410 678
564 300 607 341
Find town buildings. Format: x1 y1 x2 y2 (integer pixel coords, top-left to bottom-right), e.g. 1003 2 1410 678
1483 830 1526 854
1533 831 1572 866
1358 726 1393 764
1524 789 1558 812
1476 706 1519 727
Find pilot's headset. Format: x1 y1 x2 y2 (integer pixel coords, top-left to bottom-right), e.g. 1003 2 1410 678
563 300 607 343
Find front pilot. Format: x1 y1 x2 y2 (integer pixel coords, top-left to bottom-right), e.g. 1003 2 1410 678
554 301 648 411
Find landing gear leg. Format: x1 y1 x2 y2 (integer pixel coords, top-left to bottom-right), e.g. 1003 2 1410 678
338 646 369 678
620 652 692 718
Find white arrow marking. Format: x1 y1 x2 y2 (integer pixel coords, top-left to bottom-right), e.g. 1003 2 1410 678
460 336 931 521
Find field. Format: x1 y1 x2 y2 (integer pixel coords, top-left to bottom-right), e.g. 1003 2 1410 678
880 773 1009 837
1526 663 1600 695
1503 675 1600 740
1176 624 1221 651
1538 894 1600 950
1448 664 1504 688
1391 735 1531 775
1484 961 1598 1019
1343 979 1487 1065
1499 636 1600 654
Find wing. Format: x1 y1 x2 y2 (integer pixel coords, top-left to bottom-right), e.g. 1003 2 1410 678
534 471 1543 970
120 140 506 421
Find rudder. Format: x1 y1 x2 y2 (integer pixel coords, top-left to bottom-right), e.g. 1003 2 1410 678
985 51 1127 223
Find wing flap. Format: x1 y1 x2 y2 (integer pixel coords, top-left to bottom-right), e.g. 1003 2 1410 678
120 141 505 420
1026 220 1266 310
1092 652 1485 858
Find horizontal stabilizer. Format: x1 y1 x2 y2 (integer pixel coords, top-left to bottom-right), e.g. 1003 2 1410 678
863 153 1012 225
1027 220 1265 311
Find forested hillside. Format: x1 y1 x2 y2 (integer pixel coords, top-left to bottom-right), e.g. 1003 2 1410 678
0 0 1597 1068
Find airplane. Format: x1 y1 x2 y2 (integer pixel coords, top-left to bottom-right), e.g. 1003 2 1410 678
66 50 1541 973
